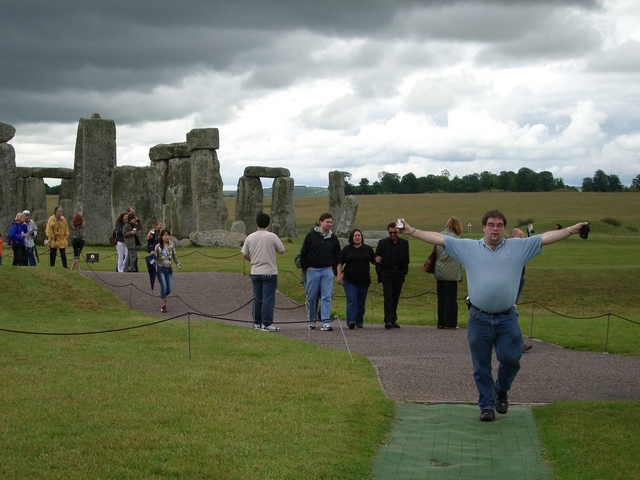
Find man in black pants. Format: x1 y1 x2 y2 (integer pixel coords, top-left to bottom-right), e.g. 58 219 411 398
375 222 410 329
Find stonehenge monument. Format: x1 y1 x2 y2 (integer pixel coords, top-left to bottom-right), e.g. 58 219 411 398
1 115 309 245
235 166 297 237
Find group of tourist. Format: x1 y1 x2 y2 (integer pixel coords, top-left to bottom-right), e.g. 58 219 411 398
114 208 165 274
8 210 34 266
112 208 181 313
243 209 588 424
4 206 85 271
114 208 140 273
43 205 85 271
244 211 445 334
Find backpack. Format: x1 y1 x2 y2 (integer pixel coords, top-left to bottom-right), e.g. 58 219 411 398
109 229 117 245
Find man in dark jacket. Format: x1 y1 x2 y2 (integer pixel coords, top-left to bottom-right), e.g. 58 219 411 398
375 222 410 329
299 213 341 331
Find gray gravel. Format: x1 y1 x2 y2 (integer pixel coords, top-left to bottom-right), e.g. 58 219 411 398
89 270 640 405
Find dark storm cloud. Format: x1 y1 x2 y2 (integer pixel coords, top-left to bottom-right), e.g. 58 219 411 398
1 0 604 122
5 0 637 190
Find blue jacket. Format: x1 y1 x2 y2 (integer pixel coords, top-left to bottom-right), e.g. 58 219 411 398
9 221 27 246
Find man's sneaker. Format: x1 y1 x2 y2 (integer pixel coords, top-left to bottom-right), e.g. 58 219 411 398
320 323 333 331
308 321 316 330
161 306 167 313
260 324 281 332
348 322 355 330
390 322 400 328
495 389 509 414
480 409 495 422
254 324 262 330
522 343 533 352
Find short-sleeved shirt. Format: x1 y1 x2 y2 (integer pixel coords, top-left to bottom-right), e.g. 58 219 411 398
241 230 285 275
444 235 542 313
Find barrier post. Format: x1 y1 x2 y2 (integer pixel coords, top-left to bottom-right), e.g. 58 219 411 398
604 313 611 355
188 313 192 360
529 300 535 338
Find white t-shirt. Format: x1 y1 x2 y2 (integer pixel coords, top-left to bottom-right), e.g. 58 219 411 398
241 230 285 275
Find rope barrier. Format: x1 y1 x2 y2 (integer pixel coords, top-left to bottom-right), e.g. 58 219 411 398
2 248 638 355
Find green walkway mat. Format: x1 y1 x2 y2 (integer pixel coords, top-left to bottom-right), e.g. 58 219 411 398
372 403 553 480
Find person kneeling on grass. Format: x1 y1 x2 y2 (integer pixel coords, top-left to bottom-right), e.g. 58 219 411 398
155 229 182 313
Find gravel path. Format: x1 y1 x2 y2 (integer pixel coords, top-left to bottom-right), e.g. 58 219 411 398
89 270 640 405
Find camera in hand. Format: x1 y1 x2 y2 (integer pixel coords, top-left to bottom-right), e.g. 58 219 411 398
579 223 590 239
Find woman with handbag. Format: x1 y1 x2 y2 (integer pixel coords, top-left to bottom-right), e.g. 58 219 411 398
434 217 463 329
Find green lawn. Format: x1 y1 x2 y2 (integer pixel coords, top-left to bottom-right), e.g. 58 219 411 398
0 268 394 479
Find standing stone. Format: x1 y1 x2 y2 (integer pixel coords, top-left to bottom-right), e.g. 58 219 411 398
165 157 195 238
188 128 227 231
16 177 47 213
235 176 263 235
271 176 297 237
0 139 17 236
59 178 75 204
72 114 117 244
329 170 358 237
111 166 162 235
162 204 172 232
149 142 195 239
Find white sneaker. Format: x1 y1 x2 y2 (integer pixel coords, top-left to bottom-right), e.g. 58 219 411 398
260 324 281 332
320 323 333 331
253 324 262 330
308 321 316 330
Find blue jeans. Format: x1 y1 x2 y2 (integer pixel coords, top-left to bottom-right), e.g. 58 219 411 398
343 280 369 326
305 267 334 323
251 274 278 327
157 266 173 299
467 307 522 411
26 246 36 266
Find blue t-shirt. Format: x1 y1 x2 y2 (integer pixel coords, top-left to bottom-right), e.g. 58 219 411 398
444 235 542 313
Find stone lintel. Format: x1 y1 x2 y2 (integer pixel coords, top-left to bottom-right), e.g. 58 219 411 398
244 166 291 178
186 128 219 151
149 142 191 161
16 167 74 179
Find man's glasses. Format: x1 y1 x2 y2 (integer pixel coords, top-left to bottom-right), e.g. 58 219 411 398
388 231 399 236
485 223 505 229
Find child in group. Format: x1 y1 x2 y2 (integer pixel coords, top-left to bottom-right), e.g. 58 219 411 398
70 213 85 273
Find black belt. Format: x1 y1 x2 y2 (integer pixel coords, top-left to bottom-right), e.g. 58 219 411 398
470 304 513 316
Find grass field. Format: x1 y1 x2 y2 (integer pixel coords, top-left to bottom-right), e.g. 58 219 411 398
0 190 633 478
0 268 394 479
42 190 639 355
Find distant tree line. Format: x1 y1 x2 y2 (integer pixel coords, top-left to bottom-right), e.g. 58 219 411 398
342 168 639 195
581 169 635 192
45 184 61 194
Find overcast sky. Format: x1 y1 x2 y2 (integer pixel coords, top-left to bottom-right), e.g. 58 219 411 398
1 0 639 188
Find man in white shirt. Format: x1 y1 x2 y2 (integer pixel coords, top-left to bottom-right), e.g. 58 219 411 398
241 212 285 332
